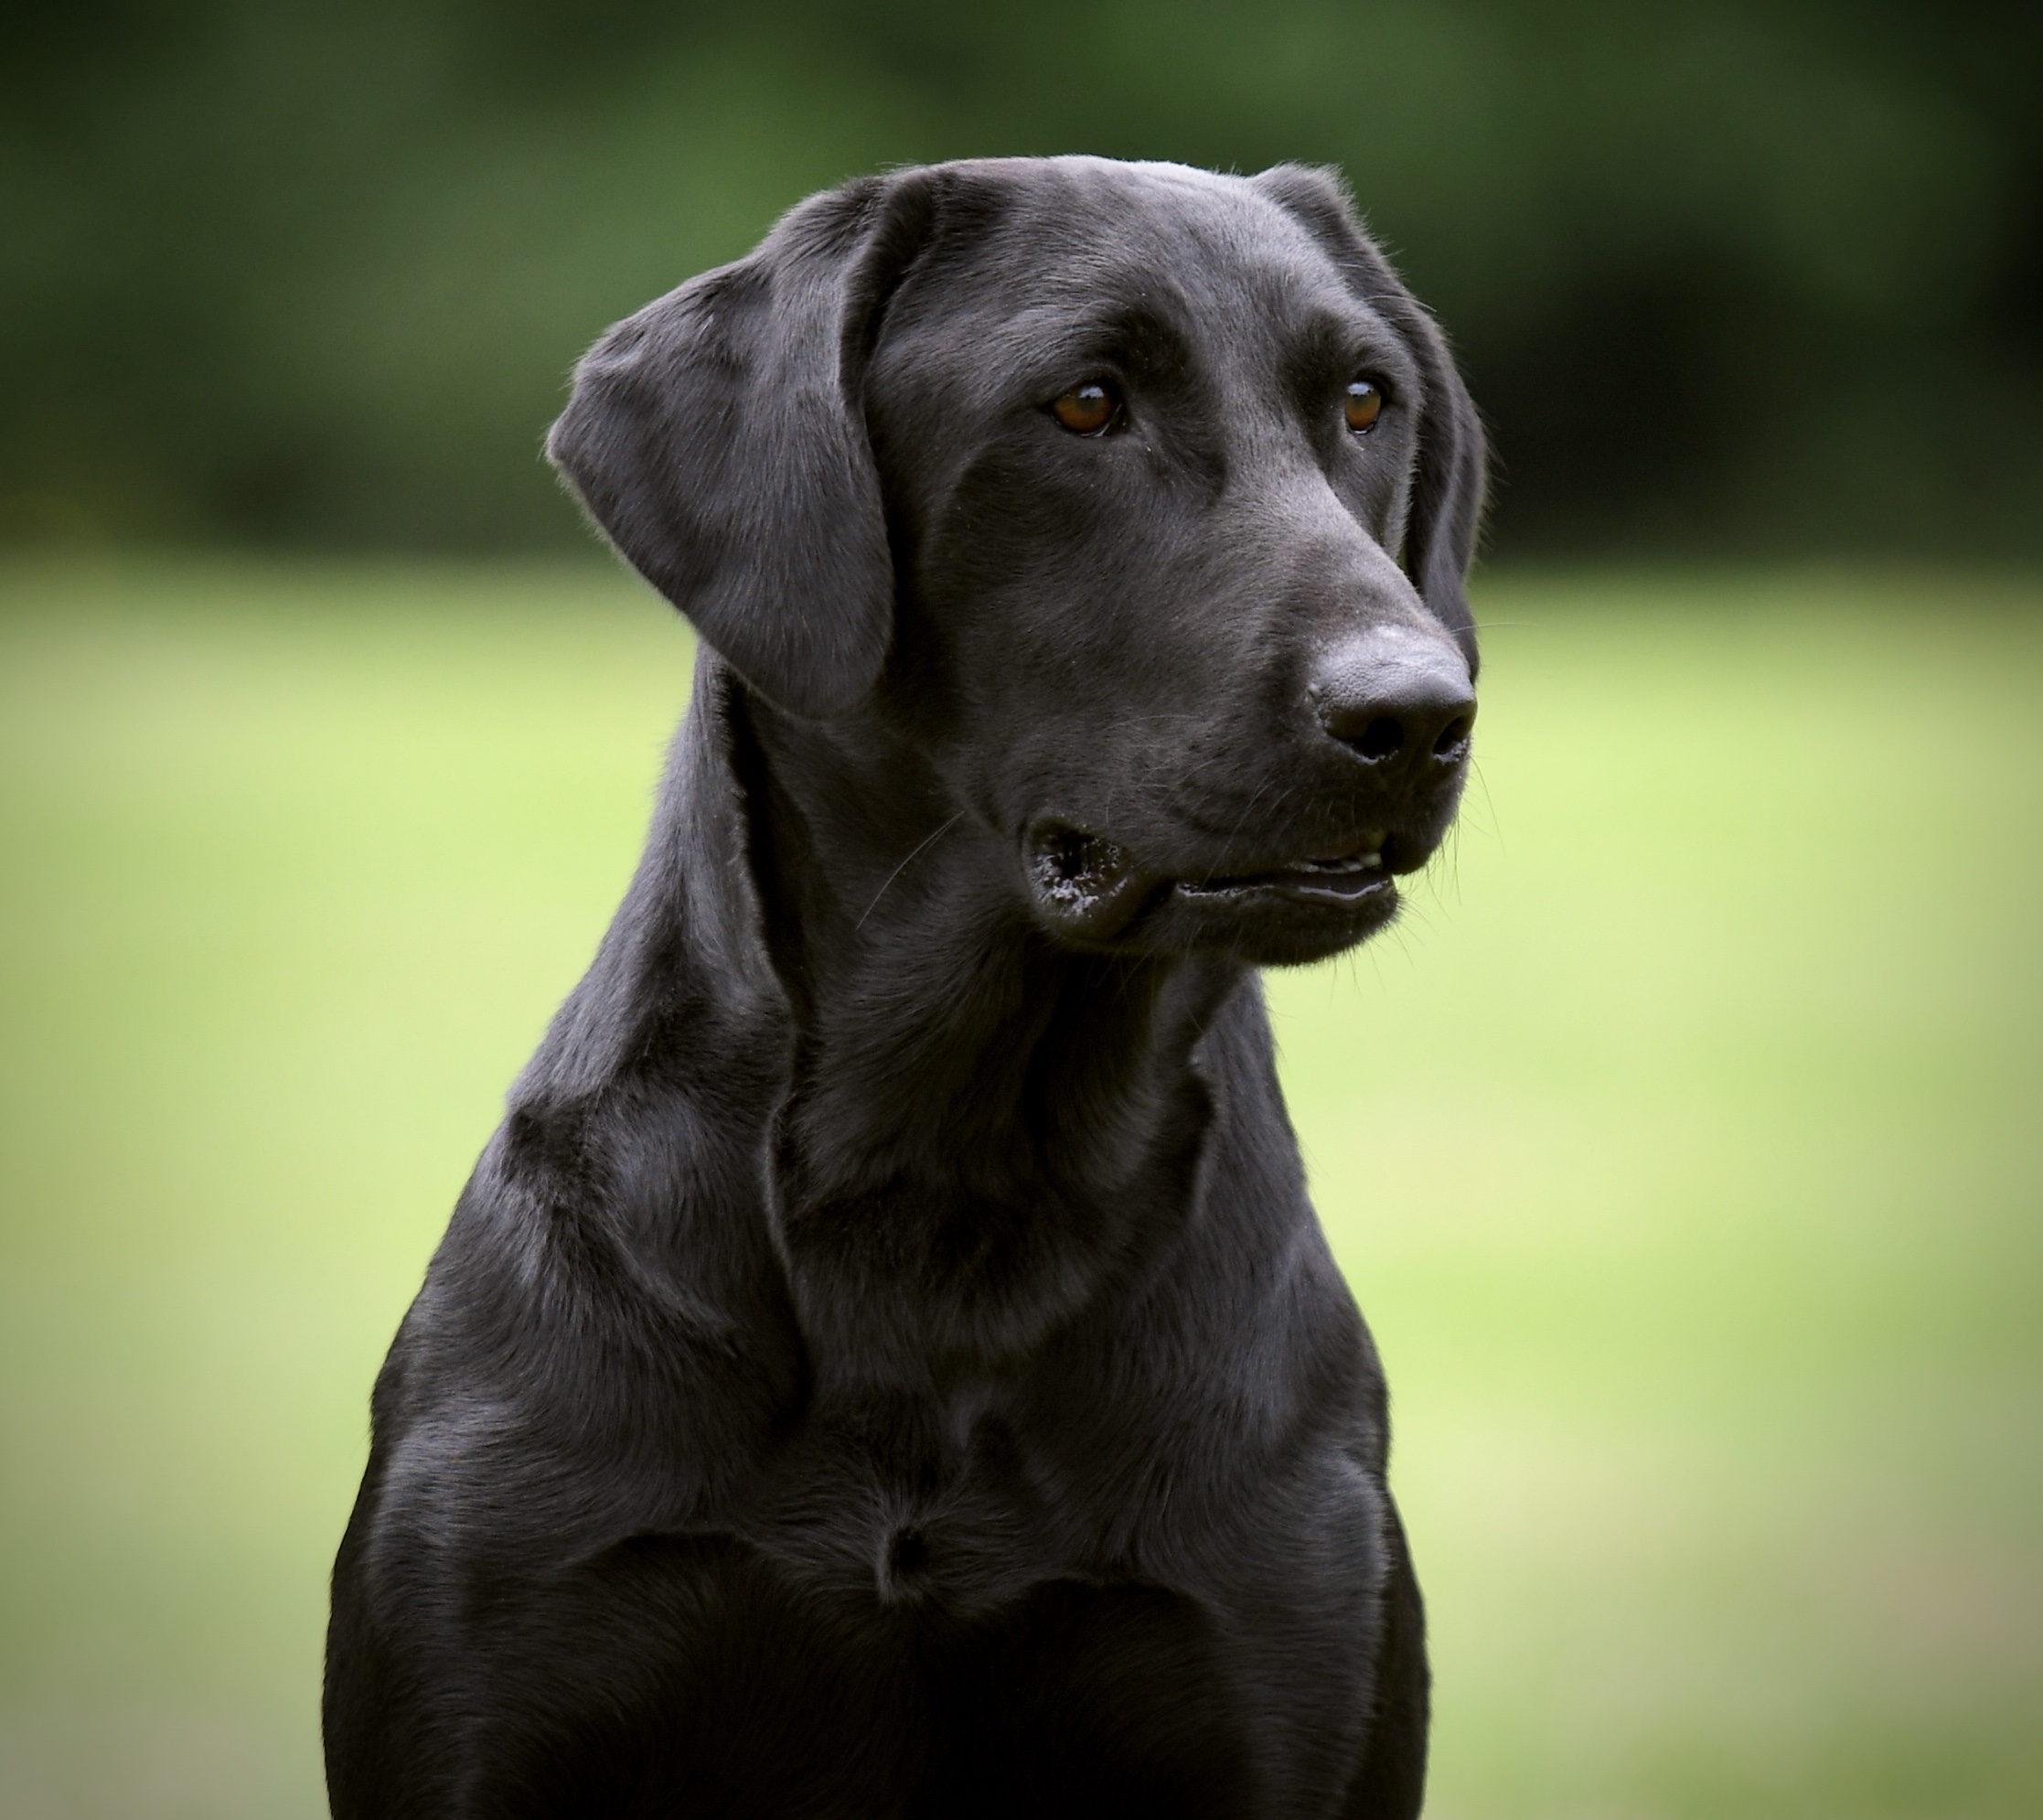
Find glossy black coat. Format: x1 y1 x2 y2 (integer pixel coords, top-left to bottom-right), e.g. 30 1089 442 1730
326 155 1484 1818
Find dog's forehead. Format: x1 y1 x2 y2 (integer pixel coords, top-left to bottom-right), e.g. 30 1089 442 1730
991 158 1313 271
907 157 1377 356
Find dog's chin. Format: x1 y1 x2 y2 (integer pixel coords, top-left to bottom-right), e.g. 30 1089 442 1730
1023 821 1407 966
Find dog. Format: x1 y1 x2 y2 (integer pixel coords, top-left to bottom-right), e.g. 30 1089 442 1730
325 155 1483 1818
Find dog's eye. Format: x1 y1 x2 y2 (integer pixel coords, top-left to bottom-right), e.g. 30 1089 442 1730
1344 380 1385 434
1051 381 1122 436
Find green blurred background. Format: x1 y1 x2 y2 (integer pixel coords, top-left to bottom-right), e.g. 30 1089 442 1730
5 0 2041 557
2 4 2040 1817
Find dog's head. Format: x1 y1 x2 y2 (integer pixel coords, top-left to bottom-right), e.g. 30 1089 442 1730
550 157 1484 967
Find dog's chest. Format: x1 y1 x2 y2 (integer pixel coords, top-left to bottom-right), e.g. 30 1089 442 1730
723 1374 1099 1613
598 1384 1386 1819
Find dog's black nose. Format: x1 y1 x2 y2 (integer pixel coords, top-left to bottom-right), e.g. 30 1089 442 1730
1310 628 1476 768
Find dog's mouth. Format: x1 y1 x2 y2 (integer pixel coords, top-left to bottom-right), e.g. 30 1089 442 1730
1026 826 1150 936
1026 821 1397 949
1175 830 1390 903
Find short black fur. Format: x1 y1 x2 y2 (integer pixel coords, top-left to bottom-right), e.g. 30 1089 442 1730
327 155 1485 1817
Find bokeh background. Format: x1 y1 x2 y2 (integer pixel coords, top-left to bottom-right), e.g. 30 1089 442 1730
2 4 2039 1816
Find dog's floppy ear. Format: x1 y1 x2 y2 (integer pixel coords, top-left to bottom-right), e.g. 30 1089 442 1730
548 173 937 718
1253 165 1488 672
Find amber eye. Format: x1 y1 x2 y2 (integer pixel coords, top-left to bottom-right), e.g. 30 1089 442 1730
1344 379 1385 434
1051 380 1121 435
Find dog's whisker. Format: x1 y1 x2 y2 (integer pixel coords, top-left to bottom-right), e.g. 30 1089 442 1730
855 810 968 931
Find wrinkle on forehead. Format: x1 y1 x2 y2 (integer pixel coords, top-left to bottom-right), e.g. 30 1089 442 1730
955 157 1335 294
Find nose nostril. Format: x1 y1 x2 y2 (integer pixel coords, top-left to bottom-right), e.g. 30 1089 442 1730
1355 716 1404 760
1432 716 1471 759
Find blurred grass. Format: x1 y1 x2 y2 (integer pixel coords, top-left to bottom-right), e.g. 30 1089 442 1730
0 557 2038 1817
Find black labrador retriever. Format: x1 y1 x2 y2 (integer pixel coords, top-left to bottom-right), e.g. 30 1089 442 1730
325 155 1483 1818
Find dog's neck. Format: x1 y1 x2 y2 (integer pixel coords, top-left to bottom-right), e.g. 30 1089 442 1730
729 680 1241 1384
